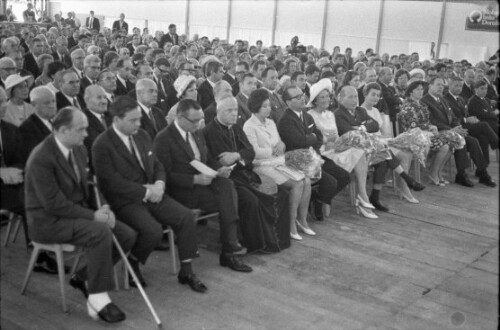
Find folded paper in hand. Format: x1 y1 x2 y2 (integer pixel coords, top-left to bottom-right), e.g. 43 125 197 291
190 160 218 177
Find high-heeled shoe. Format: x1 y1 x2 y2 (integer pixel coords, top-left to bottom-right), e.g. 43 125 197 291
290 232 303 241
296 220 316 236
439 177 450 185
428 175 444 186
355 200 378 219
395 188 419 204
356 194 375 209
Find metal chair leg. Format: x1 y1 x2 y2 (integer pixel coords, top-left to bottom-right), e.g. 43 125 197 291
21 245 42 295
54 246 68 313
3 213 14 247
167 228 177 274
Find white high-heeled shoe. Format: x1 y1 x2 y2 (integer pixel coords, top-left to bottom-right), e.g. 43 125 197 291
356 194 375 209
355 200 378 219
395 188 419 204
290 232 303 241
296 220 316 236
87 301 100 321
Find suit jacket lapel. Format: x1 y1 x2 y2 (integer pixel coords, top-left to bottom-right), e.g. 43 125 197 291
108 129 143 170
50 137 80 185
170 124 195 160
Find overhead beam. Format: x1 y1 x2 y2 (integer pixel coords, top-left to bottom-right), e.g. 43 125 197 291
185 0 190 38
436 0 447 59
375 0 385 54
271 0 278 45
320 0 329 49
226 0 232 42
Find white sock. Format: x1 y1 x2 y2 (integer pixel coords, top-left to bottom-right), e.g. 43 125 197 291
88 292 111 312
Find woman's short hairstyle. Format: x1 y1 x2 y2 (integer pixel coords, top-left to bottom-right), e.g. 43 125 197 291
363 82 381 96
395 69 410 82
405 80 426 98
247 88 270 114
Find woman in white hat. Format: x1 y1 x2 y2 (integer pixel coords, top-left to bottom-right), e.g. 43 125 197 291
166 75 200 126
3 74 34 127
307 78 378 219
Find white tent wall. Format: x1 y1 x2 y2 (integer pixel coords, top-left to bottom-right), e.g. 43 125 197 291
49 0 498 63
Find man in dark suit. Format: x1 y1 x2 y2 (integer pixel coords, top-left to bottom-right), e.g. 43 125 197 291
153 99 252 272
52 36 72 68
78 55 101 104
235 73 256 126
261 67 286 123
19 87 56 165
115 58 135 96
484 69 498 103
460 69 475 102
92 96 207 293
70 49 85 80
422 77 495 187
222 58 239 96
444 76 498 168
23 38 44 78
152 58 172 116
82 85 112 170
278 86 350 219
304 65 320 98
112 13 128 34
159 24 178 48
126 34 141 56
198 61 224 110
468 80 499 136
25 107 136 323
86 11 100 32
135 78 167 139
377 67 402 135
56 70 84 111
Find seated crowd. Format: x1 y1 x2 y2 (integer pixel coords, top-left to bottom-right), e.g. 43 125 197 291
0 10 499 324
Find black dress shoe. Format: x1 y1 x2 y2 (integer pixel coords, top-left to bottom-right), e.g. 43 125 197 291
220 254 253 272
93 302 126 323
33 253 59 274
455 173 474 187
128 258 147 288
369 197 389 212
69 273 88 298
479 175 497 187
178 273 207 293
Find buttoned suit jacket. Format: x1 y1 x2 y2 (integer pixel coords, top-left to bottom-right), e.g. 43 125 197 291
115 78 134 96
92 128 165 210
277 108 323 152
421 94 459 131
153 124 222 204
467 95 498 122
24 135 93 241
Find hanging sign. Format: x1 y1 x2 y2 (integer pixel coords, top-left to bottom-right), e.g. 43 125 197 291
465 6 499 32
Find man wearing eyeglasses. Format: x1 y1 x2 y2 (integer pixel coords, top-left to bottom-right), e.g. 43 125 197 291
153 98 252 273
152 58 172 116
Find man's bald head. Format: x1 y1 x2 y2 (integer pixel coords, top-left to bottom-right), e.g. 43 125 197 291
338 85 359 110
30 86 57 120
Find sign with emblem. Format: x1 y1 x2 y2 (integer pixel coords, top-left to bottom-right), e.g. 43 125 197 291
465 6 499 32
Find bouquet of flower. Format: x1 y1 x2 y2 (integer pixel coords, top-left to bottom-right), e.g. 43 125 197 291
285 147 324 179
332 130 391 165
437 126 466 150
387 128 431 166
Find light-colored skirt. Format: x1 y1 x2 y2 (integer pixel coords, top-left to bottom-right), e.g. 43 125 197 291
322 148 365 173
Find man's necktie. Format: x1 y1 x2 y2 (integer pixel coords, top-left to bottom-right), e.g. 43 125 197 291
73 97 80 109
129 136 144 170
89 17 93 29
68 150 81 183
148 110 157 131
186 131 200 160
100 115 107 129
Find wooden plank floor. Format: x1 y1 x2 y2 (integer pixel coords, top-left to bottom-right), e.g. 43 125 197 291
1 151 498 330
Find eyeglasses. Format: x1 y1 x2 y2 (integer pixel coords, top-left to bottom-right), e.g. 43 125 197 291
181 115 203 124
